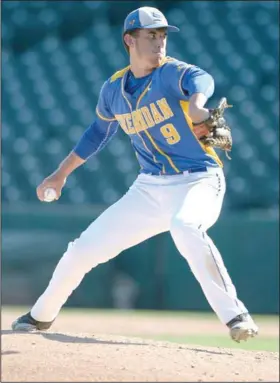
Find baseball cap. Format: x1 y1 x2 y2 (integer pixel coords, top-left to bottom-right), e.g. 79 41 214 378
123 7 180 34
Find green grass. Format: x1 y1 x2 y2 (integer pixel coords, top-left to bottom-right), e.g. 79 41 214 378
137 333 279 352
68 308 279 323
3 306 279 323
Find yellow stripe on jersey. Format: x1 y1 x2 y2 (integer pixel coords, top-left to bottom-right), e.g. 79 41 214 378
110 57 174 85
144 130 180 173
159 56 176 66
137 83 180 174
180 101 223 168
110 65 130 83
121 77 165 173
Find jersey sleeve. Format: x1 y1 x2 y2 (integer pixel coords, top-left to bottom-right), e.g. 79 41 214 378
95 80 117 122
161 61 214 101
73 117 119 160
73 80 118 159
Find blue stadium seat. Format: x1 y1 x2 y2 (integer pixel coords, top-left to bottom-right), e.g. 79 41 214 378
2 1 278 208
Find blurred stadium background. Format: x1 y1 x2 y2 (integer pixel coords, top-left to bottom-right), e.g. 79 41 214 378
2 1 279 314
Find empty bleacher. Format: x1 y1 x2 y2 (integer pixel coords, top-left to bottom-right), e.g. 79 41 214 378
2 1 278 209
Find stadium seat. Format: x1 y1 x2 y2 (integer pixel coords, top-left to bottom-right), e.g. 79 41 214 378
2 1 278 208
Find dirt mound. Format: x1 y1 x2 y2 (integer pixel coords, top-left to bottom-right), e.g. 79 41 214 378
2 330 278 382
2 309 279 382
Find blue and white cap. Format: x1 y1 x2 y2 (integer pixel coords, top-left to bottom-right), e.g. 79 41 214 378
123 7 179 34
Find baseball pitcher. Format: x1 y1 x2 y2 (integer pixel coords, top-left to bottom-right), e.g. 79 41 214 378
12 7 258 342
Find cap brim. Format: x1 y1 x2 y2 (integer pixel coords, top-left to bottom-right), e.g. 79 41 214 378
142 23 180 32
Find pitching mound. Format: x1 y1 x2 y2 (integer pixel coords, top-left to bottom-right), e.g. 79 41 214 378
2 309 279 382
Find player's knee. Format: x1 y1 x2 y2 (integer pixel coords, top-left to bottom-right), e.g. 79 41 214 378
63 239 94 267
64 235 119 268
170 216 201 238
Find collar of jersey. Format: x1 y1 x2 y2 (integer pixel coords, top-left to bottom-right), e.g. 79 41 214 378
110 56 175 84
122 56 174 99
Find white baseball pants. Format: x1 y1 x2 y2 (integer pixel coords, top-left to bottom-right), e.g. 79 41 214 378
31 167 248 324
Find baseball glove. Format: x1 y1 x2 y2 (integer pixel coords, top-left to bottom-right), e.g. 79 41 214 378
193 97 233 159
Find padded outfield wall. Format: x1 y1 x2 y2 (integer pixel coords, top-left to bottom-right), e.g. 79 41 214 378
2 205 278 314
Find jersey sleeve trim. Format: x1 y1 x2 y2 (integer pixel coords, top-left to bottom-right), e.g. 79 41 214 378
179 66 190 96
91 121 116 155
96 108 116 122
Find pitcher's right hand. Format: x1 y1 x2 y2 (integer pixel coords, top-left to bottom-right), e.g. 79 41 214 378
37 171 66 202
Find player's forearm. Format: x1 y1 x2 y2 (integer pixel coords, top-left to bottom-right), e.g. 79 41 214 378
189 107 210 123
54 120 107 179
188 93 210 123
57 151 86 178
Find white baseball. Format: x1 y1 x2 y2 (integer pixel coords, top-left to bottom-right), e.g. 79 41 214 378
43 188 57 202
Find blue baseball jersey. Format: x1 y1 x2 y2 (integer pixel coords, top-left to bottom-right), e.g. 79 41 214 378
74 57 222 175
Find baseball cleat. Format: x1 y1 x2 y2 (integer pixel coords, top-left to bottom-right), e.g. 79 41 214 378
11 312 53 332
227 313 258 343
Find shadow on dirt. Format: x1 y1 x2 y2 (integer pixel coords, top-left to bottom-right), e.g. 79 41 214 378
42 332 149 346
185 346 233 356
158 342 233 356
2 350 20 355
2 330 148 346
2 330 234 355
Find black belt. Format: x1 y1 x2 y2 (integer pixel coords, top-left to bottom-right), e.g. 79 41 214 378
142 166 208 176
179 166 208 174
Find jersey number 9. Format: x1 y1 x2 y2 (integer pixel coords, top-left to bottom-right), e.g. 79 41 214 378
160 123 181 145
